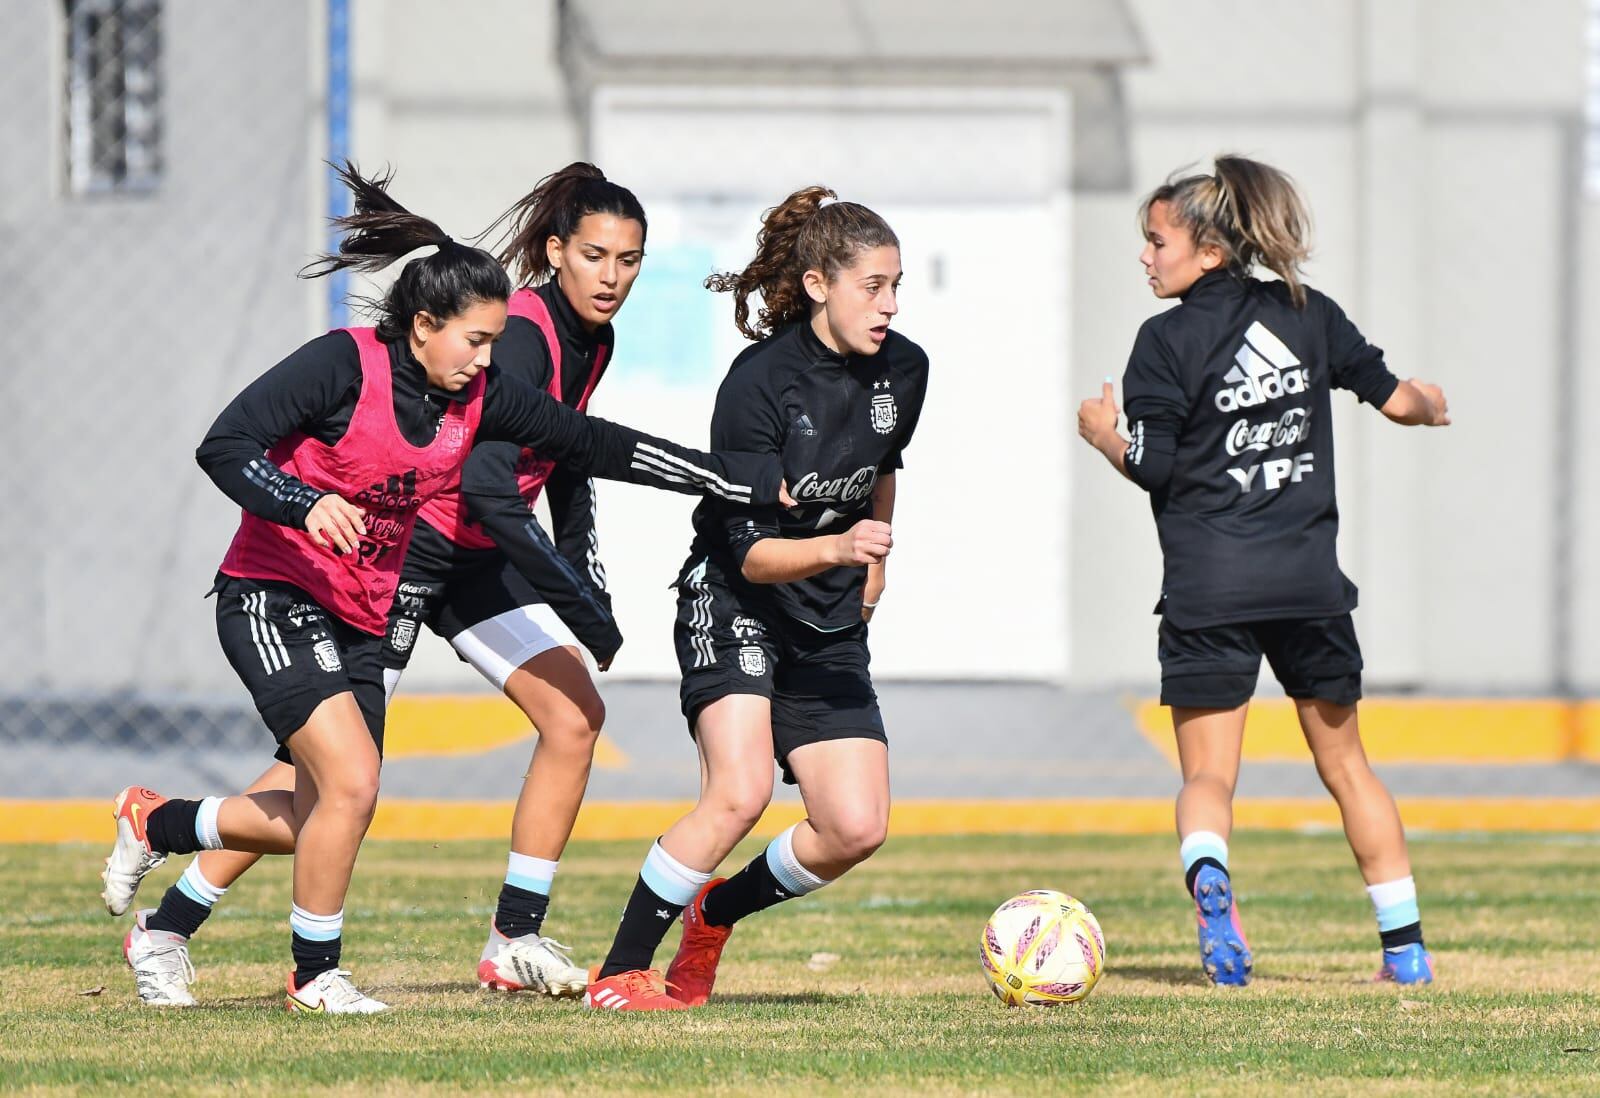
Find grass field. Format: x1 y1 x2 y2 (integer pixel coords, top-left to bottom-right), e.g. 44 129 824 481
5 831 1599 1095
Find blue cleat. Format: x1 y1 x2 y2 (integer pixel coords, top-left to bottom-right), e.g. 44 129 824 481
1193 865 1253 986
1377 943 1434 985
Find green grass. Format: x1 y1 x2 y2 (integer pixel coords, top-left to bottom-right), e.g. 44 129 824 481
4 832 1599 1095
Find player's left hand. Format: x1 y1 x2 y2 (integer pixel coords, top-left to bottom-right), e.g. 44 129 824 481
1077 381 1120 449
779 479 797 509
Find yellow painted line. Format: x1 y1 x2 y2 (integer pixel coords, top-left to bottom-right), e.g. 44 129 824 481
384 695 627 768
10 797 1599 844
1133 698 1600 765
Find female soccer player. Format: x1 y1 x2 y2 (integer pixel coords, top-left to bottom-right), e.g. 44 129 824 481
100 164 787 1014
118 164 653 1006
583 187 928 1011
1076 155 1449 986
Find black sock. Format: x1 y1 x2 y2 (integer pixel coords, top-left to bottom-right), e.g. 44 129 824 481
146 885 213 939
701 852 798 928
1185 856 1227 897
1380 920 1425 950
144 800 203 856
291 932 342 989
598 876 684 978
494 883 550 940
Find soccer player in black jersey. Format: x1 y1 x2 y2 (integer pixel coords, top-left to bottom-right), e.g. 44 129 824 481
126 165 653 1005
1077 155 1450 987
585 187 928 1011
101 166 787 1013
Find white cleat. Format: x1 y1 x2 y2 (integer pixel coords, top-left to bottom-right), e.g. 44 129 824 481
123 909 196 1007
102 786 169 916
476 922 589 997
285 969 389 1015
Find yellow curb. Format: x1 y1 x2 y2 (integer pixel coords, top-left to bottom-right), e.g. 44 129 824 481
384 695 627 767
1133 698 1600 765
10 796 1598 843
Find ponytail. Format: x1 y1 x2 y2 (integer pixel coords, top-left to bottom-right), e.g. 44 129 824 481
1140 154 1311 307
490 162 648 287
706 186 899 341
302 162 510 342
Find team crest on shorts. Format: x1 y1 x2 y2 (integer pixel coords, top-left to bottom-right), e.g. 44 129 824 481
390 617 418 654
870 392 897 435
737 644 767 677
313 639 343 673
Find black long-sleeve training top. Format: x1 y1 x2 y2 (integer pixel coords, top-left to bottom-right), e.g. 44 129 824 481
1120 270 1399 629
452 279 620 661
195 328 781 537
685 321 928 632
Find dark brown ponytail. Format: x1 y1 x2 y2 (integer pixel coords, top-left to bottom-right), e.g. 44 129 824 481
302 162 510 341
705 186 899 341
490 162 648 288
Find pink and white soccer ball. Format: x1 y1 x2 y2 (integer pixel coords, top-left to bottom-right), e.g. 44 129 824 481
978 889 1106 1007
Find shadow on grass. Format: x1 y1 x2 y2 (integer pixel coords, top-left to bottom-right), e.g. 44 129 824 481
704 992 844 1006
1108 964 1209 986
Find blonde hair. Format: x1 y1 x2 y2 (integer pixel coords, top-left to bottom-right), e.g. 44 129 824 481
705 186 899 341
1140 155 1312 307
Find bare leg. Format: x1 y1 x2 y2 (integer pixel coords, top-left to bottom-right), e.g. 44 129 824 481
786 738 890 881
1172 705 1248 840
501 646 604 860
1296 699 1411 884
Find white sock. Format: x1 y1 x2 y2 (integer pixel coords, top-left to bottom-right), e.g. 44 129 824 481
289 904 343 942
194 796 225 852
764 824 830 895
505 852 558 895
176 860 228 907
639 840 711 906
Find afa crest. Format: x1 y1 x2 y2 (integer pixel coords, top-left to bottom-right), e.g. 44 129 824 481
737 644 767 677
870 393 897 435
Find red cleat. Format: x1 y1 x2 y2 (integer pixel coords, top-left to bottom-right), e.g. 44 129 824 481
665 877 732 1007
582 967 687 1011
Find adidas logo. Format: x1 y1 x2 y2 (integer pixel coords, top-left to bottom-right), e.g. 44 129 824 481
1213 321 1309 412
792 413 817 437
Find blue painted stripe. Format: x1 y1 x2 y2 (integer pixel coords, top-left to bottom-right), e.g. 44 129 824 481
325 0 351 327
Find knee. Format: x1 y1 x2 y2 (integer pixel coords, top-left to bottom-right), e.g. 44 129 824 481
702 782 772 837
323 770 381 820
816 810 889 865
1313 747 1371 793
540 712 602 757
1184 769 1236 799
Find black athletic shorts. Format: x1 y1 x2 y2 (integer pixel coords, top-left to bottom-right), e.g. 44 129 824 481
212 574 386 763
674 561 886 784
1157 613 1363 709
380 521 548 673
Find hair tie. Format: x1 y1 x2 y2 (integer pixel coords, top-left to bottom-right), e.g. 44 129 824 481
816 196 838 210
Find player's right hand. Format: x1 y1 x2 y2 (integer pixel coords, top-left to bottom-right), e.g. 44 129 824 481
305 493 368 554
833 519 893 567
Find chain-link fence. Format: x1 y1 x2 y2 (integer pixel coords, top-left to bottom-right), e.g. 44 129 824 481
3 0 1598 816
2 0 315 799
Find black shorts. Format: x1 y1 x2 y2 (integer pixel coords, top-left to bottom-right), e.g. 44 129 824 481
674 562 885 784
380 521 549 673
213 574 386 763
1158 613 1363 709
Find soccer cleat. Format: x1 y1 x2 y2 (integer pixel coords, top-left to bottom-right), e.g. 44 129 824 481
1193 864 1253 987
582 967 687 1011
1377 943 1434 985
285 969 389 1014
123 909 196 1007
476 921 588 996
102 786 169 916
664 877 732 1007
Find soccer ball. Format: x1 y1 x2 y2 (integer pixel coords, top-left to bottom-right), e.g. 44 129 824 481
978 889 1106 1007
